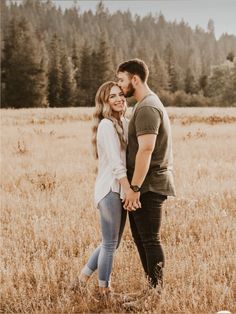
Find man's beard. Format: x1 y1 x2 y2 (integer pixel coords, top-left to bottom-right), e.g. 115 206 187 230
124 83 135 98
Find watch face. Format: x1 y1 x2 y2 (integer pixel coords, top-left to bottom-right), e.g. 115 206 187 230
131 185 140 192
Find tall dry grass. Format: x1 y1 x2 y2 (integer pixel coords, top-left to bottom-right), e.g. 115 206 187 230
1 107 236 313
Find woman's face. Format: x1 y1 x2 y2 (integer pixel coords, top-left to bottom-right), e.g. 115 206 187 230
108 85 126 114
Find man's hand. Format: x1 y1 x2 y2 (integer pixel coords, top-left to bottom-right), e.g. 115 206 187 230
123 188 141 211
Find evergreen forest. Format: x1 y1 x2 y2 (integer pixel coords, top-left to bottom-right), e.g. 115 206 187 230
1 0 236 108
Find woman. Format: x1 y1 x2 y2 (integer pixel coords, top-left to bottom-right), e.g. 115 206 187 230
71 81 135 298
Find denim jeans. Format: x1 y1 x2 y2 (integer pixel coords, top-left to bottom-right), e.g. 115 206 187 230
81 191 127 288
129 191 167 288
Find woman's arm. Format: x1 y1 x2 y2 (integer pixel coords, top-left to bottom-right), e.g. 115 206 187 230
98 120 130 194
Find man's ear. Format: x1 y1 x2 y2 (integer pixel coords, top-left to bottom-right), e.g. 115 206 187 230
132 74 140 86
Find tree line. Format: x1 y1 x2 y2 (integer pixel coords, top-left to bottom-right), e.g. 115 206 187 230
1 0 236 108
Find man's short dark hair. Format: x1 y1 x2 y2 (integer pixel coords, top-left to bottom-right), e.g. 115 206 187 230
117 58 149 82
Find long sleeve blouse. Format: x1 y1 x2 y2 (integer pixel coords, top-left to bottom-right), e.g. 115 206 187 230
94 117 129 208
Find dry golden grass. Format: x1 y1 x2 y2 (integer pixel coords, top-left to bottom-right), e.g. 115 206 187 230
1 107 236 313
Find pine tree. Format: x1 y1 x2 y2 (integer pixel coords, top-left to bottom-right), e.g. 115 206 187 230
77 36 113 107
95 35 113 87
95 1 109 31
164 43 178 93
207 19 215 36
48 34 62 107
184 68 196 94
222 59 236 104
77 42 93 106
149 52 168 92
90 36 113 105
207 63 231 98
4 17 48 108
71 39 80 86
60 49 76 106
199 74 208 96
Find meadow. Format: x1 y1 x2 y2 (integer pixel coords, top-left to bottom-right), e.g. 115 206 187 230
1 107 236 313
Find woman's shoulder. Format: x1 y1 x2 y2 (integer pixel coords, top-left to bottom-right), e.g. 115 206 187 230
100 117 113 124
98 118 113 127
98 118 114 133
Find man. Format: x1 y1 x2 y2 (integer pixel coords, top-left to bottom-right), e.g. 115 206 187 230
116 59 176 291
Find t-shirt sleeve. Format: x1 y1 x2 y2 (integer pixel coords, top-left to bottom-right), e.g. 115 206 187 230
135 106 162 136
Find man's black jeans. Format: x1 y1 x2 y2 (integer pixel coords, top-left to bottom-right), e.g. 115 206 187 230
129 191 167 288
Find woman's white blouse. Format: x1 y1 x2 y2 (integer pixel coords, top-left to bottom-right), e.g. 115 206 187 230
94 117 129 209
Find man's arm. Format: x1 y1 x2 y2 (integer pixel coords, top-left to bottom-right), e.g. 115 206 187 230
123 133 156 209
131 133 157 186
124 105 161 210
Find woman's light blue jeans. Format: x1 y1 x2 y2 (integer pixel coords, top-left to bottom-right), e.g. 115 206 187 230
81 191 127 288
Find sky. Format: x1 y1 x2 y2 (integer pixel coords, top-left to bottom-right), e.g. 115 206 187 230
53 0 236 39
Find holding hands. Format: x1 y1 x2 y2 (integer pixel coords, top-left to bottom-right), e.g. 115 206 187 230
123 187 141 211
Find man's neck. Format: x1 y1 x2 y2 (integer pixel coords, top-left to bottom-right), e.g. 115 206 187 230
133 83 152 102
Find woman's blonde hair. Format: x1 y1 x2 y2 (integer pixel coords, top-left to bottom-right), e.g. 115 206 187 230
92 81 127 158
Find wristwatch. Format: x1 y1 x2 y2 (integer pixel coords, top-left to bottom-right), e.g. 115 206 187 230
130 185 141 192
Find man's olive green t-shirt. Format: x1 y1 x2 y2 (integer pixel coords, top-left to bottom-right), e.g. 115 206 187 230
127 93 176 196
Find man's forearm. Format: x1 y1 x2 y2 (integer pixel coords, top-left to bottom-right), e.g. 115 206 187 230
131 149 152 187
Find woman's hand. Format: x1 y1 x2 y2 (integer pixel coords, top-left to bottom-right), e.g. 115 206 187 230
123 189 141 211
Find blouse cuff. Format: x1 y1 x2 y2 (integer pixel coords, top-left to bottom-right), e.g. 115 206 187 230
113 169 127 180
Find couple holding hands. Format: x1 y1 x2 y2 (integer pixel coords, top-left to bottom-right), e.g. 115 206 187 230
71 58 175 308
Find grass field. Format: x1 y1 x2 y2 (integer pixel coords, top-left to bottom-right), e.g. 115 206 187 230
1 107 236 313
